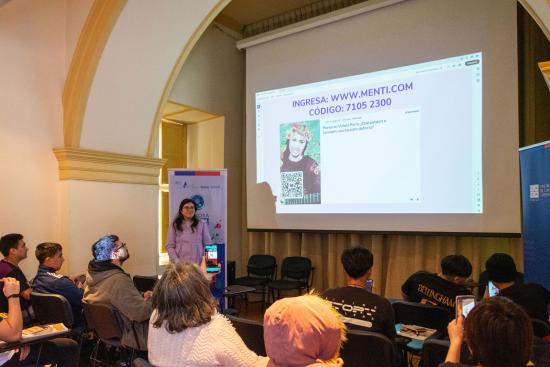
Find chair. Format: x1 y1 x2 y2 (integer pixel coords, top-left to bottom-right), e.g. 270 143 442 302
267 256 313 302
532 318 550 338
82 301 139 367
133 275 158 293
133 357 154 367
421 339 474 367
340 329 397 367
234 255 277 309
30 292 74 328
30 291 86 354
392 300 452 334
227 315 266 356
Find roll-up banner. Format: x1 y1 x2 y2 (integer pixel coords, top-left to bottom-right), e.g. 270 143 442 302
168 169 227 305
519 142 550 291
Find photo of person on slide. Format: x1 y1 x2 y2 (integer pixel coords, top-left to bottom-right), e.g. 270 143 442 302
280 121 321 205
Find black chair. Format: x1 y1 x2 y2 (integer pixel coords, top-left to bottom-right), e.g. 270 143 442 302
133 357 154 367
30 292 75 328
83 301 139 367
234 255 277 309
421 339 474 367
268 256 313 302
532 318 550 338
392 300 452 334
340 329 397 367
133 275 158 293
227 315 266 356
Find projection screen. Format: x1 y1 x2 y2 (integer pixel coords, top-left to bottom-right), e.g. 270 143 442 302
242 0 520 234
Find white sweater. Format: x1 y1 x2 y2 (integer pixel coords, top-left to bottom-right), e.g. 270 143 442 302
148 311 262 367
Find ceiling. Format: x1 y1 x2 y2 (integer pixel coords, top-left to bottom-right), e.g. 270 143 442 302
217 0 319 33
162 101 220 125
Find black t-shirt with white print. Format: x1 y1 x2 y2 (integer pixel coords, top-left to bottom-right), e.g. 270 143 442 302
322 286 396 340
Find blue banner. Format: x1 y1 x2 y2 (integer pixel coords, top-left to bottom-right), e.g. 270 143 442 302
519 141 550 291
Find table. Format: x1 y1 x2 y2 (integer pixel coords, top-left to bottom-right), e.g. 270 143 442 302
223 285 255 314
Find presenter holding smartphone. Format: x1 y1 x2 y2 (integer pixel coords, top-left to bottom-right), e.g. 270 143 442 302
166 198 212 264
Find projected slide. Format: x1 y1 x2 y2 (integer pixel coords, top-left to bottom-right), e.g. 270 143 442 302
256 52 482 214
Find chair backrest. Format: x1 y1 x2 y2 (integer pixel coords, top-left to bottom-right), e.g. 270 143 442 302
422 338 474 367
340 329 395 367
421 339 449 367
82 300 123 341
280 256 312 281
227 315 266 356
392 300 452 333
133 275 158 293
30 292 74 327
132 357 154 367
532 318 550 338
247 255 277 278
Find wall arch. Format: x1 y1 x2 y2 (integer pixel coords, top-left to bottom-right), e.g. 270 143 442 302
68 0 228 158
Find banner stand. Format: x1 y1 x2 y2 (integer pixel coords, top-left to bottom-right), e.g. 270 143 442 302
168 169 228 308
519 142 550 292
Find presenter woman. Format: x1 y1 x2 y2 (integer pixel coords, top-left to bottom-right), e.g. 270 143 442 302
166 198 212 264
280 122 321 203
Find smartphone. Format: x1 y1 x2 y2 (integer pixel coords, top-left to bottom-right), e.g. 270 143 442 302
365 279 374 292
456 295 475 319
204 245 219 273
488 280 499 297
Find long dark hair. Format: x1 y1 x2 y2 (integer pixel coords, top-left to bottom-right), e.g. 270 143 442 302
151 262 217 333
172 198 199 232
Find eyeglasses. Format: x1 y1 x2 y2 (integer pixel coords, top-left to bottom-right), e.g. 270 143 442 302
114 242 126 251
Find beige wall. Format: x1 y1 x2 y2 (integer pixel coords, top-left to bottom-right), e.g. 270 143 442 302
170 25 245 266
62 181 158 276
79 0 221 155
0 0 74 277
187 116 225 169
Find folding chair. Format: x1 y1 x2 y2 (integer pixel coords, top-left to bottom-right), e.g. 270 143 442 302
82 301 140 366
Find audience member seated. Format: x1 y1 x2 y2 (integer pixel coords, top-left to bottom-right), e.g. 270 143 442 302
322 247 395 339
0 277 79 367
258 294 346 367
83 234 152 351
440 297 533 367
148 262 264 366
401 254 472 313
0 234 31 314
484 253 550 323
32 242 85 327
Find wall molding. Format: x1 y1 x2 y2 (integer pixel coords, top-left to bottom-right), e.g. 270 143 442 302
63 0 127 148
53 147 166 185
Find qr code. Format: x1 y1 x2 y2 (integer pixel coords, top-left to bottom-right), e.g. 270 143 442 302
281 171 304 199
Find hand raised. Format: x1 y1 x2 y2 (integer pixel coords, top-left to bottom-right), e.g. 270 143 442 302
2 277 20 298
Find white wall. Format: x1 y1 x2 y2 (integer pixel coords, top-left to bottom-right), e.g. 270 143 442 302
0 0 66 277
169 25 245 267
